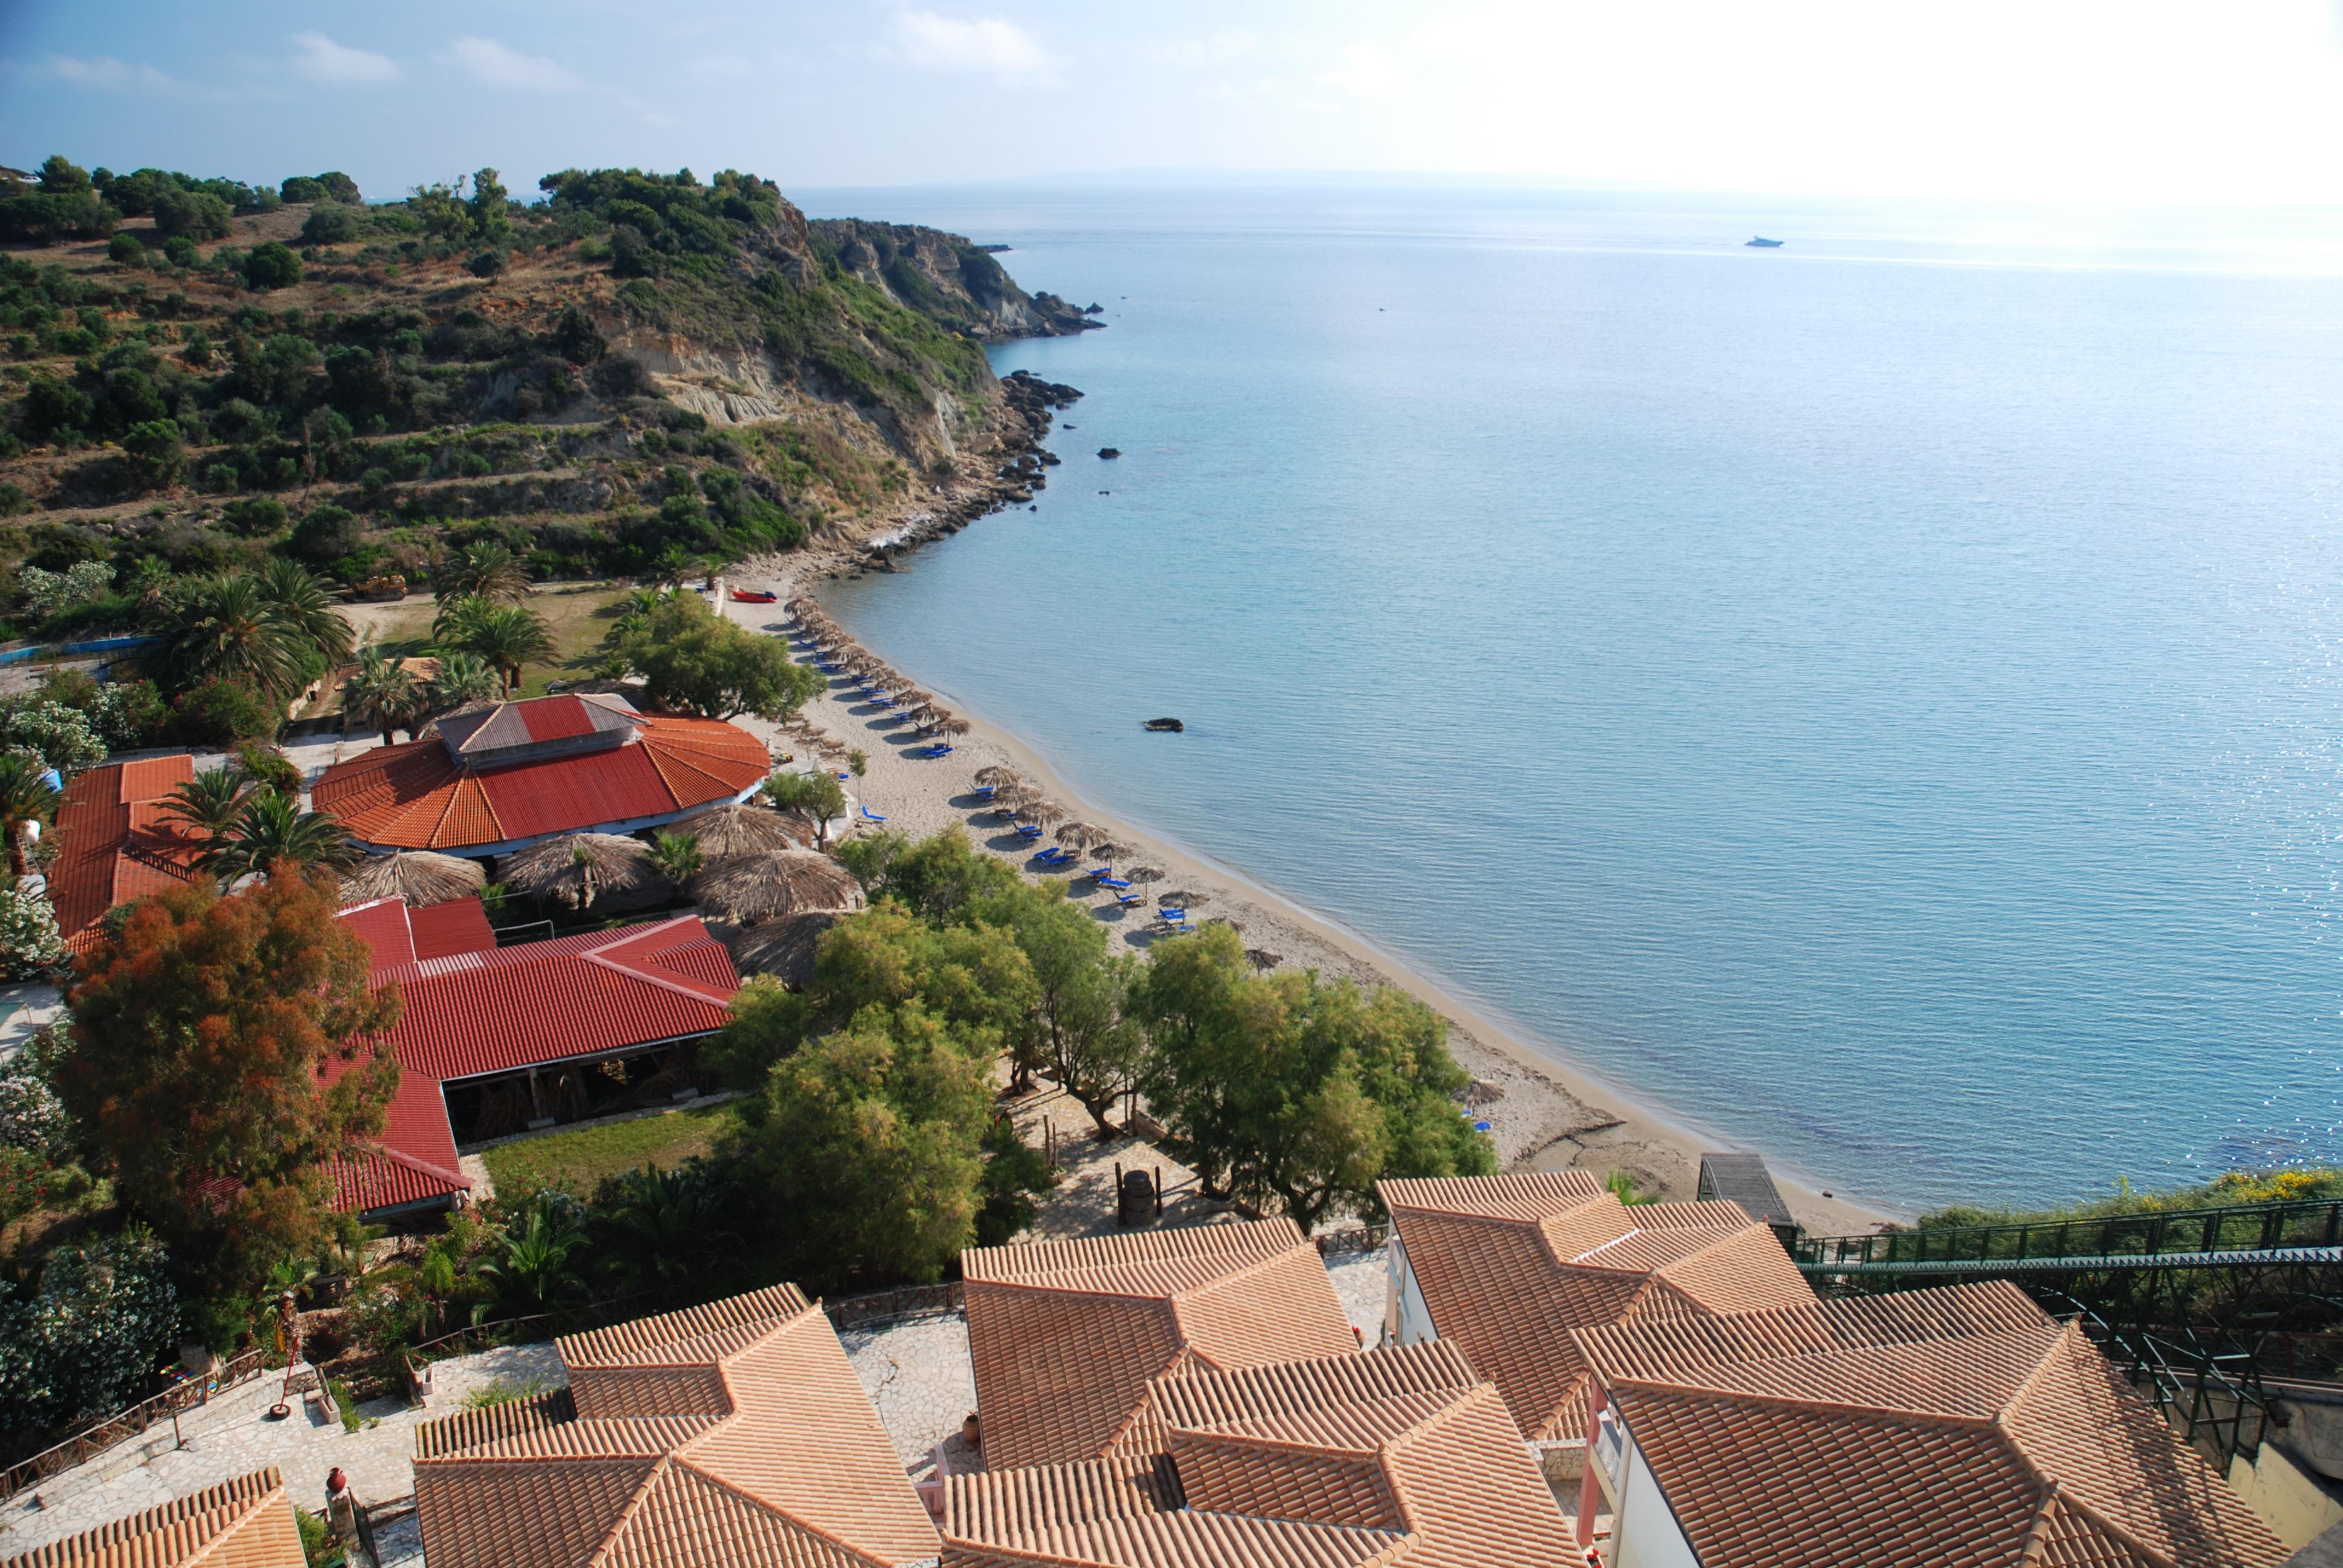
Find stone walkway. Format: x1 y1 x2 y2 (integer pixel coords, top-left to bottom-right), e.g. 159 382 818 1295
0 1343 563 1561
1005 1082 1225 1240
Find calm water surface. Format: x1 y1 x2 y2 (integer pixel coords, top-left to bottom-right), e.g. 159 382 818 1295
802 185 2343 1210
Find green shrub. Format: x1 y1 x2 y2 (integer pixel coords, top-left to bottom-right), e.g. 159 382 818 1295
150 186 232 241
221 496 287 537
106 233 145 268
167 678 278 746
243 243 301 292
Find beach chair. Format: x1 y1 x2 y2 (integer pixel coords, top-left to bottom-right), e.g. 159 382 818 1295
971 785 997 800
1096 876 1132 889
1015 824 1044 840
1034 848 1072 864
862 805 887 823
1116 892 1145 907
1158 907 1187 921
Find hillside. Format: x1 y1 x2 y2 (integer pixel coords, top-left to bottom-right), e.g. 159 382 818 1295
0 157 1083 628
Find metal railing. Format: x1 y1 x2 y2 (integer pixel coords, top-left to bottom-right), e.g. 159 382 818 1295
825 1282 964 1332
1798 1197 2343 1275
2037 1289 2273 1472
1314 1224 1390 1257
1 1348 269 1503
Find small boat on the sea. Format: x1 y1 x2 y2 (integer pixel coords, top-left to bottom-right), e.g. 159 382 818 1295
730 589 778 604
1745 236 1784 248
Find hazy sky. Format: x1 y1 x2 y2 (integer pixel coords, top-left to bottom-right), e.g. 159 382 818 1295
5 1 2343 207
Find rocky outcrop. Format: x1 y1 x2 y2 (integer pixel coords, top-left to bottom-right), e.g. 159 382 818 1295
808 218 1103 342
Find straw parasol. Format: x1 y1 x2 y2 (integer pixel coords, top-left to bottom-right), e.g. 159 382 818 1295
678 803 813 858
1124 865 1164 887
1021 801 1067 828
975 765 1023 787
340 850 486 909
932 717 972 737
1056 822 1112 851
1246 949 1283 970
687 849 863 926
503 833 671 912
1159 889 1209 907
716 910 842 990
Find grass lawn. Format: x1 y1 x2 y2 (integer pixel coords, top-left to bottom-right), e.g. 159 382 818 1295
335 581 633 699
482 1097 745 1199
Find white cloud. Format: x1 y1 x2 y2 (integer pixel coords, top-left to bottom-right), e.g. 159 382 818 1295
891 12 1057 85
1152 30 1260 67
1319 42 1408 97
290 31 398 85
446 36 582 92
45 54 175 91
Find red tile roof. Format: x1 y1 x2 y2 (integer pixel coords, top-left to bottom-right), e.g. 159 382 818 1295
323 901 739 1218
1 1466 304 1568
1379 1171 1815 1440
962 1218 1362 1469
312 701 770 853
1574 1281 2289 1568
49 754 206 952
943 1341 1581 1568
415 1285 939 1568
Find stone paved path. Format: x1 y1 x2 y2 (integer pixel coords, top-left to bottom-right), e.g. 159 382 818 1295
0 1344 563 1561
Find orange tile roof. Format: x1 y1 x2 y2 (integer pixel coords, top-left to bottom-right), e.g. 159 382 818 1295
1574 1280 2290 1568
1 1466 303 1568
962 1218 1362 1468
943 1340 1581 1568
49 754 206 952
312 703 770 854
1378 1171 1815 1440
414 1285 938 1568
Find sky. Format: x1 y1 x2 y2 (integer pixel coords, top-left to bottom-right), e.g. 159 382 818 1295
5 1 2343 208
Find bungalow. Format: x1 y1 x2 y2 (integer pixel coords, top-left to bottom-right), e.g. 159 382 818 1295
0 1468 304 1568
46 754 206 953
327 894 740 1221
1571 1278 2288 1567
1377 1171 1814 1446
310 691 773 858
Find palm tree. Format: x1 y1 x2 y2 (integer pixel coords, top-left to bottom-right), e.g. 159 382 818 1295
198 791 359 883
481 1200 588 1315
144 575 307 696
434 542 531 605
158 766 252 838
255 558 355 665
341 647 422 745
425 651 502 713
435 597 554 696
592 1163 740 1296
646 830 704 884
0 754 60 878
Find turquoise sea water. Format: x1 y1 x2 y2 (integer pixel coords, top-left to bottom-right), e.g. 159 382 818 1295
803 184 2343 1210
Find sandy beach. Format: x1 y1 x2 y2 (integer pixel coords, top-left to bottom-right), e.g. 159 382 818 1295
712 550 1904 1235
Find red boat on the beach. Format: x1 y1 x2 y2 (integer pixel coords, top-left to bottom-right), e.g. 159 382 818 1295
729 589 778 603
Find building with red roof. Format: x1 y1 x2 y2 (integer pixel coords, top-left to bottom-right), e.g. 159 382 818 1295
328 895 741 1220
310 692 772 857
47 754 208 953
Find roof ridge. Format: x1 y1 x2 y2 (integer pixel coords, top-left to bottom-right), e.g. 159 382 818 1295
1168 1236 1319 1303
1645 1223 1757 1274
344 1136 468 1188
582 920 738 1008
1995 1318 2081 1426
584 1452 674 1568
1987 1329 2187 1568
2014 1485 2066 1568
1609 1375 2003 1431
663 1453 895 1568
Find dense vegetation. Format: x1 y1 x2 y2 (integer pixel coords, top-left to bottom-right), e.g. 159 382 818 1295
0 152 1034 633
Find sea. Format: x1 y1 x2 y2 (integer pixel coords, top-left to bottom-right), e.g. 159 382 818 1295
798 181 2343 1212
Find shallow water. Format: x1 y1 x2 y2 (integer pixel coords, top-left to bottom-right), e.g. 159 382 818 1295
805 183 2343 1210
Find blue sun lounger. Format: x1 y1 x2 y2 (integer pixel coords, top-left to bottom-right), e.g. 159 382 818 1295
1116 891 1145 907
971 785 997 800
1158 907 1187 921
1096 876 1131 889
862 805 887 822
1015 823 1044 840
1034 846 1073 864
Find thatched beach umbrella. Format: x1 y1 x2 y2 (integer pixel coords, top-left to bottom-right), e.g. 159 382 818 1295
1246 949 1283 971
503 833 671 912
1056 822 1111 851
341 850 487 909
1125 865 1164 886
1158 889 1208 907
975 765 1023 788
716 910 843 990
1021 801 1067 828
687 850 863 926
678 803 813 858
932 717 971 737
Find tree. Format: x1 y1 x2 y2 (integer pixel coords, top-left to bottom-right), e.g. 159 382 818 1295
552 305 606 365
145 575 308 697
615 592 822 721
425 652 502 714
726 1003 991 1292
1129 924 1493 1231
254 558 355 665
54 869 400 1299
198 792 359 883
119 419 185 491
106 232 145 268
0 1230 180 1438
434 542 531 604
481 1194 588 1316
764 769 845 848
340 650 418 746
832 823 1020 923
434 596 552 694
159 766 252 837
975 880 1122 1102
298 205 362 247
0 756 59 881
149 185 232 241
36 155 90 195
468 168 511 242
168 678 279 747
647 830 704 884
243 242 302 292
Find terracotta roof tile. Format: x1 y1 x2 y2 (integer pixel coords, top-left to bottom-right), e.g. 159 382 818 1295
1 1466 304 1568
1379 1173 1812 1439
1576 1281 2289 1568
314 707 768 854
963 1220 1358 1469
50 755 205 952
943 1342 1578 1568
417 1287 936 1568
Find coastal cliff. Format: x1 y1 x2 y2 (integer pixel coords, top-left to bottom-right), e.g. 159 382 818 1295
0 160 1087 584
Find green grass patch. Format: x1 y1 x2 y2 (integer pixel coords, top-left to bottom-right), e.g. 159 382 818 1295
482 1098 743 1199
1918 1167 2343 1230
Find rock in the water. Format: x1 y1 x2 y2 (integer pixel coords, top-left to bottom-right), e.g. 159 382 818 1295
1144 717 1184 733
1098 447 1121 459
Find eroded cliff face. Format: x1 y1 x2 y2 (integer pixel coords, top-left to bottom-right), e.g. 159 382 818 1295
809 218 1102 342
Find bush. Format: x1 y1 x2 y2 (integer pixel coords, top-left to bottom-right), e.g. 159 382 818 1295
120 419 185 491
162 234 198 269
466 249 508 279
243 243 301 292
167 678 279 746
0 485 26 519
18 561 114 619
149 186 233 241
288 504 361 564
0 889 67 980
233 740 301 797
221 496 287 537
0 192 119 245
299 205 362 247
106 232 145 268
0 1230 181 1436
0 701 107 773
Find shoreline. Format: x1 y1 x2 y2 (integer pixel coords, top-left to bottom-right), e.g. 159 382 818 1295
718 547 1903 1236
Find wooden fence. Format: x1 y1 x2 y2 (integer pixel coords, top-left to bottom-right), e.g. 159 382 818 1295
0 1348 269 1504
824 1281 964 1331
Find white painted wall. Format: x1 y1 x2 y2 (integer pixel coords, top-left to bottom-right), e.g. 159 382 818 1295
1609 1432 1702 1568
1389 1234 1438 1347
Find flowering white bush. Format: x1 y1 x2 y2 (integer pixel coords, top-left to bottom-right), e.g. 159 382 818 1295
0 887 67 980
0 702 105 775
0 1230 180 1428
17 561 115 620
0 1060 68 1157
